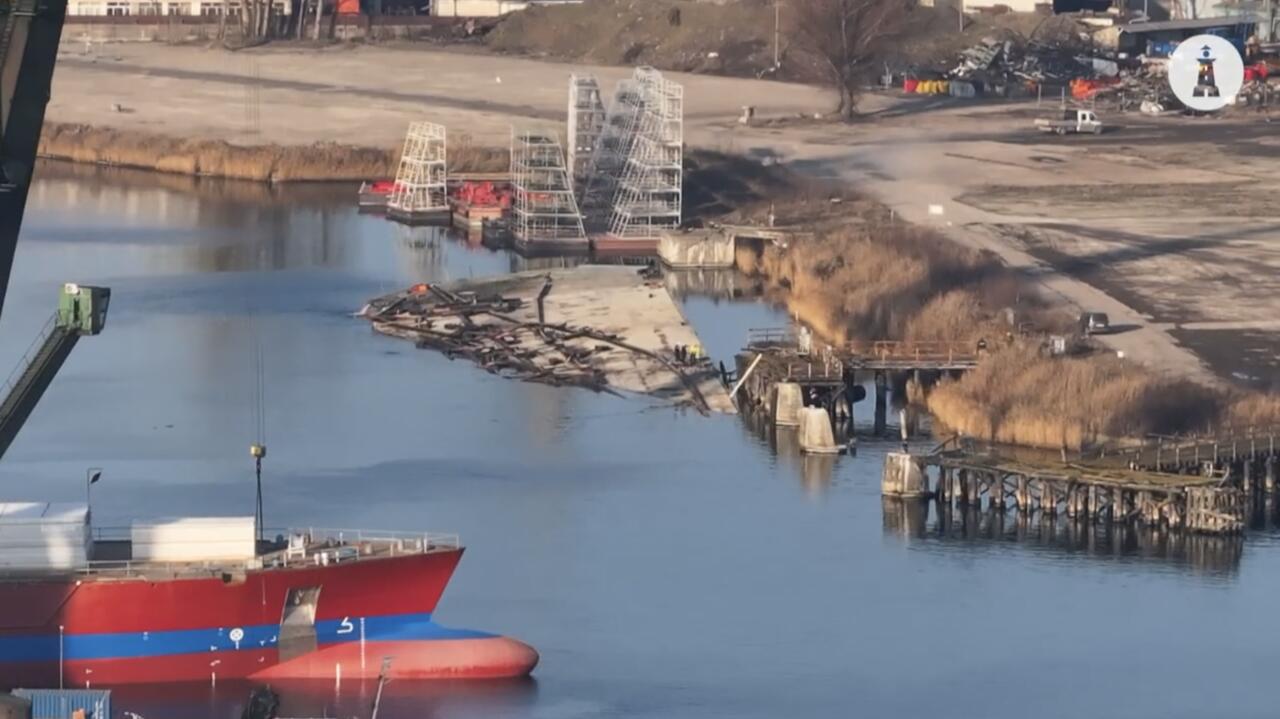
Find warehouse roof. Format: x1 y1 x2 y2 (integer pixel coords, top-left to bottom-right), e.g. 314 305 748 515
1119 15 1257 34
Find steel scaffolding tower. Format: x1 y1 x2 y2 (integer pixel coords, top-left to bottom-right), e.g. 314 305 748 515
567 74 607 199
578 74 644 230
387 121 447 221
510 129 586 247
608 67 683 240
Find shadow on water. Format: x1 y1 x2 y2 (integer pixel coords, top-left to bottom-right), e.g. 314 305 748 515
881 497 1246 576
111 677 538 719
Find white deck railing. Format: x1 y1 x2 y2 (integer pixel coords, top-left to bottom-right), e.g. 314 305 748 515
59 526 463 579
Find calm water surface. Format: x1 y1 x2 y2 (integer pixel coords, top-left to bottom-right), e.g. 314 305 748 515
6 164 1280 719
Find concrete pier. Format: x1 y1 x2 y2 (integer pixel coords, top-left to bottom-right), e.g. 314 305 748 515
658 229 735 269
798 407 839 454
774 383 803 427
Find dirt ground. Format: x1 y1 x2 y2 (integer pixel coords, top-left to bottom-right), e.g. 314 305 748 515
729 103 1280 390
48 43 827 149
45 43 1280 390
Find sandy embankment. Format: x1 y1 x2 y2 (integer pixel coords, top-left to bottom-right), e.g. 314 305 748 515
40 43 827 181
38 122 399 182
37 122 510 182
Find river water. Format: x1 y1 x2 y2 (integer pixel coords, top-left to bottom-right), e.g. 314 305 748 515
6 163 1280 719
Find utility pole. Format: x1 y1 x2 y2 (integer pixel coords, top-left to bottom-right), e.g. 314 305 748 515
773 1 780 69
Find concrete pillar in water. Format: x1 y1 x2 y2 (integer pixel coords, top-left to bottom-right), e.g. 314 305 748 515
1267 455 1277 493
881 452 927 497
1243 461 1253 493
798 407 840 454
774 382 803 427
873 371 887 436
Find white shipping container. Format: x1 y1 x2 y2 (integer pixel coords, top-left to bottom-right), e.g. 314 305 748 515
131 517 256 562
0 503 91 569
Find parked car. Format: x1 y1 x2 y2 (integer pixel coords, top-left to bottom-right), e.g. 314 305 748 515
1079 312 1111 335
1035 109 1103 135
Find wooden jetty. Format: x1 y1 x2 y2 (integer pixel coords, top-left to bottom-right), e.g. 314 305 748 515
880 497 1245 574
1094 426 1280 490
882 448 1247 535
732 328 979 435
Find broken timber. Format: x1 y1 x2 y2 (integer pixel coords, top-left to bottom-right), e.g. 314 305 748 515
361 266 735 414
882 448 1246 536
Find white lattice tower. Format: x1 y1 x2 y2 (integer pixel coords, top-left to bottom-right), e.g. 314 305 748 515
388 122 447 215
579 75 645 230
608 67 683 239
511 129 586 243
567 74 607 199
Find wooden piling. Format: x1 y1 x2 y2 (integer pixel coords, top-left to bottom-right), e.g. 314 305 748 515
908 452 1246 536
873 371 887 437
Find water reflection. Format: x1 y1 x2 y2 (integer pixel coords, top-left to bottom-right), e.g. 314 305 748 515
882 497 1245 575
738 406 838 496
663 269 762 300
110 678 538 719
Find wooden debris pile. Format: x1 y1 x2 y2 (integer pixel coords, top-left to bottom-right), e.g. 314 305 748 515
359 267 731 414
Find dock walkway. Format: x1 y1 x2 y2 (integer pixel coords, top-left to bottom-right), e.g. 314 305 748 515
883 448 1247 535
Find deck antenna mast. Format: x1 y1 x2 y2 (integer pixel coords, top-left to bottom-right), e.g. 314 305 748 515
250 336 267 544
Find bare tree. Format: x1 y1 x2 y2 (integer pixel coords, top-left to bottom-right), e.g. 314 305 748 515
787 0 908 120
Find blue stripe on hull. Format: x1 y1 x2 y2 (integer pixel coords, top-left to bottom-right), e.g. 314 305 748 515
0 613 493 663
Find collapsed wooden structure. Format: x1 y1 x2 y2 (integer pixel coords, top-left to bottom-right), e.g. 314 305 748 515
360 266 735 414
882 448 1247 535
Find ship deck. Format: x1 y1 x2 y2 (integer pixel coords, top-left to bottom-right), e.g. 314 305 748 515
0 528 461 582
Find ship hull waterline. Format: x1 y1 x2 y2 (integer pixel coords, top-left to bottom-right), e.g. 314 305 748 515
0 548 538 687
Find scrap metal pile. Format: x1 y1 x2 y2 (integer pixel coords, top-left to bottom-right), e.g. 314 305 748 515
948 37 1117 85
903 34 1120 97
914 32 1278 113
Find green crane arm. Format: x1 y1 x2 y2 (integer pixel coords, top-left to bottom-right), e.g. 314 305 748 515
0 283 109 460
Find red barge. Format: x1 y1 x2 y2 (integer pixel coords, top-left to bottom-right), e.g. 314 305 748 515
0 505 537 688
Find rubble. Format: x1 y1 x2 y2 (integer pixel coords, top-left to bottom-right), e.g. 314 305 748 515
903 23 1280 116
360 266 736 414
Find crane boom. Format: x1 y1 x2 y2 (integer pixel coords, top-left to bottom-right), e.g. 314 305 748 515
0 283 109 460
1 0 69 321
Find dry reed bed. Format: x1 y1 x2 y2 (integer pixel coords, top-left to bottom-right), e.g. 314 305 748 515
37 123 508 182
736 216 1280 450
736 222 1041 345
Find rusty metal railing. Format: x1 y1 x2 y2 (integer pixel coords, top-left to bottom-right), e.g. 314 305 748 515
848 340 979 365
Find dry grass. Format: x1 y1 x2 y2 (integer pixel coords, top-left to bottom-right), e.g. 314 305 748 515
737 221 1031 344
732 174 1268 449
38 123 509 182
1224 394 1280 429
926 346 1223 450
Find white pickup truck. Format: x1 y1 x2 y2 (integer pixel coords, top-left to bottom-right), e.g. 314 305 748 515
1035 109 1103 135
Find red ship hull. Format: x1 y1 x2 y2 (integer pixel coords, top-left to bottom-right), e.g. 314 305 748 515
0 548 537 687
